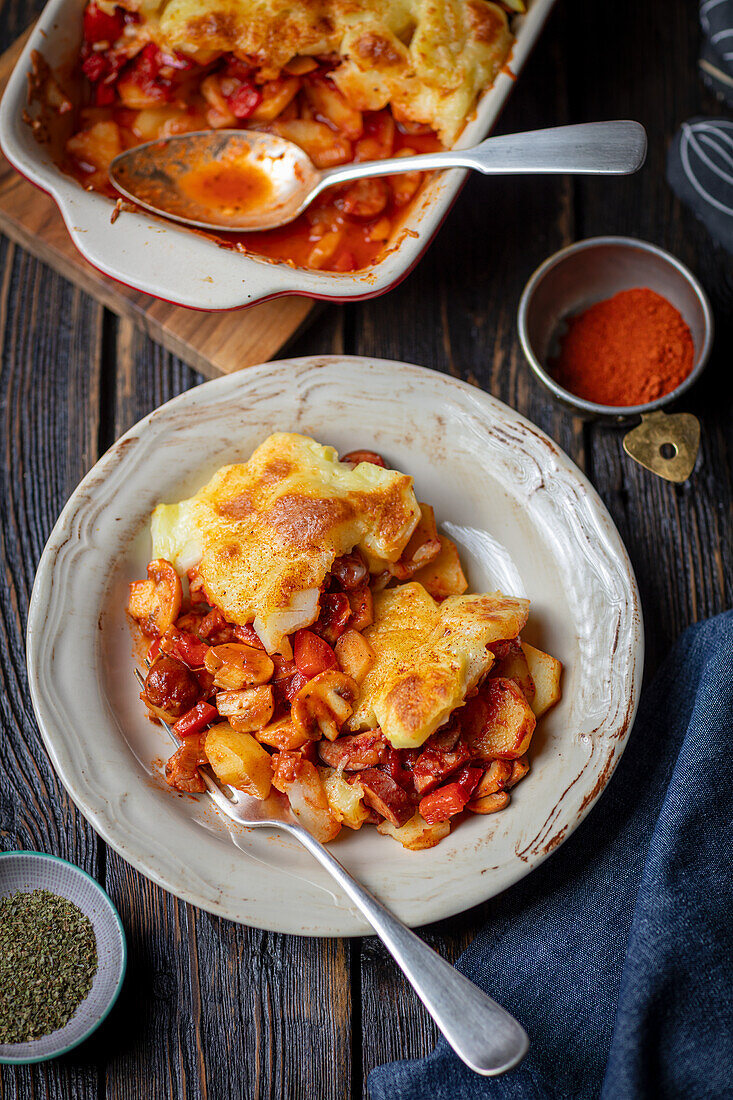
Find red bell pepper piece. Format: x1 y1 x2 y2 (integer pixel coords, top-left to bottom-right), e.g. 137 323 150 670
418 766 483 825
173 701 218 739
226 81 262 119
125 43 173 104
81 51 108 83
412 741 471 796
293 630 338 678
162 630 209 669
83 2 125 44
454 765 484 798
94 82 117 106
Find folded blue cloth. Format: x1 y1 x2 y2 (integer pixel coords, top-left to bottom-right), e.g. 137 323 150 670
369 612 733 1100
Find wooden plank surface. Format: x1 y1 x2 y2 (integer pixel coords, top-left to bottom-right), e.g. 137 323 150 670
1 0 732 1097
0 237 104 1100
0 26 315 380
569 0 733 674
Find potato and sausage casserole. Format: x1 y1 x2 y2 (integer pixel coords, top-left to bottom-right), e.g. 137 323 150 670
128 433 561 848
58 0 522 271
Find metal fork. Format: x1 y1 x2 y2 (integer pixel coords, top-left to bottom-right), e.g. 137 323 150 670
135 668 529 1076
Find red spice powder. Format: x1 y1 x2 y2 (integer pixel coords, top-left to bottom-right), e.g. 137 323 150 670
550 287 695 407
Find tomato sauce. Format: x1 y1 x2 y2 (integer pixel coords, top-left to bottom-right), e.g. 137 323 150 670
228 127 441 272
65 105 440 272
179 159 275 214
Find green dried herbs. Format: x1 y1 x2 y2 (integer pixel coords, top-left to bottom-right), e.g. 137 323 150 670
0 889 98 1044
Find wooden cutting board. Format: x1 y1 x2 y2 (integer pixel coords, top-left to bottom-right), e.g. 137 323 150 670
0 27 316 378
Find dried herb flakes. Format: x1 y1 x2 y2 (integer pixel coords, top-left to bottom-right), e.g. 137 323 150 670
0 889 98 1043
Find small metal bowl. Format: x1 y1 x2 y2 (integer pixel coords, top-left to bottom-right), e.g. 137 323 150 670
0 850 126 1064
517 236 714 423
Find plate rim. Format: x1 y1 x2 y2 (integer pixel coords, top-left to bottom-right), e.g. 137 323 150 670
26 356 644 935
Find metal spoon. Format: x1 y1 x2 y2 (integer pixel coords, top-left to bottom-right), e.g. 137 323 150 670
110 120 647 233
133 667 529 1077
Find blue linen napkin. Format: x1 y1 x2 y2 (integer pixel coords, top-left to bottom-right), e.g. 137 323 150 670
368 612 733 1100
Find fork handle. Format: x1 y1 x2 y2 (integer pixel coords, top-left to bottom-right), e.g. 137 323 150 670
287 823 528 1077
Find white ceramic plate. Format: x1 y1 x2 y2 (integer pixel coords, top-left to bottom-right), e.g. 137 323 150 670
0 0 557 309
27 357 643 936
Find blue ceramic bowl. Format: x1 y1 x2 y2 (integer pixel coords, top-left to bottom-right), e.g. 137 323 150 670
0 850 126 1064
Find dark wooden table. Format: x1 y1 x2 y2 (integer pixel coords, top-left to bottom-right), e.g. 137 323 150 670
1 1 731 1096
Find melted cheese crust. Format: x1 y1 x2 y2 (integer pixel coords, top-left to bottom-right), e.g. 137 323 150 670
349 581 529 748
151 432 419 653
107 0 513 143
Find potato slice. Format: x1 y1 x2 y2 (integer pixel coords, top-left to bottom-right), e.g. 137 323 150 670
346 586 373 631
204 722 272 799
256 715 310 751
521 643 562 717
473 759 513 798
320 768 370 830
249 76 300 122
131 106 201 142
491 640 535 706
377 812 451 850
67 120 122 182
507 755 530 789
461 678 536 760
412 535 468 599
335 629 374 684
303 78 363 139
270 119 352 168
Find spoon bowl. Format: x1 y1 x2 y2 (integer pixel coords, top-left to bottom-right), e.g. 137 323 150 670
110 121 648 233
111 130 322 232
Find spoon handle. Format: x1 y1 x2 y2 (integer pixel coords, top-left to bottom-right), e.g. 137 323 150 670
318 120 647 192
285 820 529 1077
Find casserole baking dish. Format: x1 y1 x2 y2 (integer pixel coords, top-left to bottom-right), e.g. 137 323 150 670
0 0 557 310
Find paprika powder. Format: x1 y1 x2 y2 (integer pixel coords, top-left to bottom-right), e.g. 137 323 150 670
550 287 695 407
